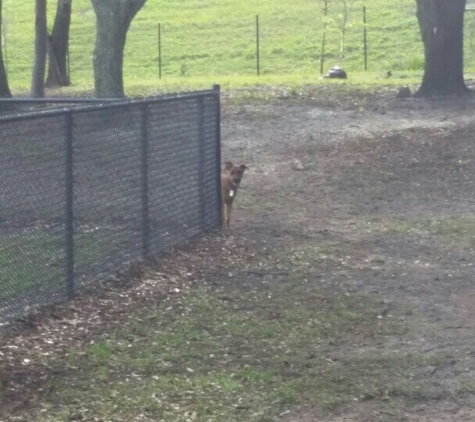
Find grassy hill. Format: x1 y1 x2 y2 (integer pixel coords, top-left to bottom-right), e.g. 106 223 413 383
2 0 475 94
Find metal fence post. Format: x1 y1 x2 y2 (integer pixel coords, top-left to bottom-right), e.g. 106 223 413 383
213 84 222 227
320 1 329 75
256 15 260 76
67 38 70 80
140 104 150 258
158 23 162 79
197 96 206 228
64 111 75 299
2 23 8 74
363 6 368 71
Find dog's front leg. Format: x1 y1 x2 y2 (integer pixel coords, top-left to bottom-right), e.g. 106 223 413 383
225 202 233 228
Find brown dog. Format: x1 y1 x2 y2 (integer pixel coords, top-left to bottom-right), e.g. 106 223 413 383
221 161 248 228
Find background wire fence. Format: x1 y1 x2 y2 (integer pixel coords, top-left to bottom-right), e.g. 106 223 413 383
0 3 427 85
0 87 221 325
5 4 475 85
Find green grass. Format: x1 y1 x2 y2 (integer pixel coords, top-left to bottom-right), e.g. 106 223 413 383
28 280 459 421
3 0 474 95
368 215 475 247
3 222 472 420
0 226 136 302
0 229 64 300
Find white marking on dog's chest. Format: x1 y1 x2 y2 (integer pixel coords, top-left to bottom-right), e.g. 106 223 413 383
229 190 235 197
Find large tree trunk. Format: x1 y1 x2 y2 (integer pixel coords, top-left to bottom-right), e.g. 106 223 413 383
91 0 147 98
416 0 468 97
30 0 47 98
46 0 72 87
0 0 11 98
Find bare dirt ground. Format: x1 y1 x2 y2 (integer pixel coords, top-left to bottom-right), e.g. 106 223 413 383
2 86 475 421
221 87 475 421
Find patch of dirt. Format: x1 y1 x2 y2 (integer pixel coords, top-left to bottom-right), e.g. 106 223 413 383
221 89 475 421
281 404 475 422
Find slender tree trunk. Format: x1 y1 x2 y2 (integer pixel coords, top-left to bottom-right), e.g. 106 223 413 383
30 0 47 98
91 0 147 98
46 0 72 87
0 0 11 97
416 0 468 97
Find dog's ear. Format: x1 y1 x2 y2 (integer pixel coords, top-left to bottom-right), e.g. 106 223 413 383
239 164 249 171
225 161 234 171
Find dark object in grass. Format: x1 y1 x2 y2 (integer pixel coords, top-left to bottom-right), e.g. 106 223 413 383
325 66 348 79
397 86 411 98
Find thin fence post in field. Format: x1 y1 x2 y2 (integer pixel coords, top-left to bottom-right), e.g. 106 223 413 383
67 38 70 80
158 23 162 79
213 84 222 227
64 111 75 300
2 21 7 74
363 6 368 71
140 104 150 258
320 1 329 75
256 15 260 76
197 95 206 228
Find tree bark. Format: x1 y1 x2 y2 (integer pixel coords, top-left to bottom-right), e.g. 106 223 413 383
30 0 47 98
46 0 72 87
91 0 147 98
416 0 469 97
0 0 11 97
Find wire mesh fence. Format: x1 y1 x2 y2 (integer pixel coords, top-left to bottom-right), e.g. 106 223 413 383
136 6 423 78
0 87 221 325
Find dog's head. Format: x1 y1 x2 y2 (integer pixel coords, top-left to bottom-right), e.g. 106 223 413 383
224 161 248 187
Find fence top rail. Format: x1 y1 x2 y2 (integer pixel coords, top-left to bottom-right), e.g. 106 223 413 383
0 86 220 124
0 98 121 104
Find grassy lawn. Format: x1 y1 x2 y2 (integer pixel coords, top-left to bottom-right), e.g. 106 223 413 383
4 0 475 96
0 229 64 301
15 231 462 422
369 215 475 247
32 268 440 421
0 0 434 94
0 227 136 303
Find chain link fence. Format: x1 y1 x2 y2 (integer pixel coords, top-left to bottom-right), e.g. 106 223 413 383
0 87 221 325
